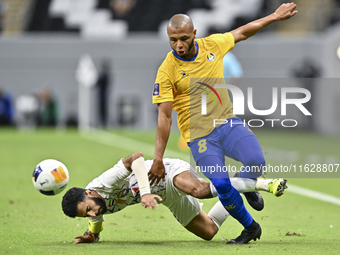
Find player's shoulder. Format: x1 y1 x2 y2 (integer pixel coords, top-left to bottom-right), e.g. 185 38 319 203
157 51 178 77
202 32 233 45
160 51 175 66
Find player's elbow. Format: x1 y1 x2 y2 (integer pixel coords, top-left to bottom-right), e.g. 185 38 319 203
133 152 144 160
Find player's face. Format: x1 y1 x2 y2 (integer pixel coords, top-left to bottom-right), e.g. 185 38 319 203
168 24 197 59
76 190 107 217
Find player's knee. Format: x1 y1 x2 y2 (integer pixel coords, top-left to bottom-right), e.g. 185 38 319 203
210 178 232 195
243 153 266 175
190 182 209 198
201 226 218 241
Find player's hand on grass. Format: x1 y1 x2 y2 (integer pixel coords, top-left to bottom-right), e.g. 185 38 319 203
274 2 298 20
141 194 162 210
74 230 99 244
148 159 166 185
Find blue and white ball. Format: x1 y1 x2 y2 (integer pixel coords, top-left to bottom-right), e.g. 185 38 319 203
32 159 69 196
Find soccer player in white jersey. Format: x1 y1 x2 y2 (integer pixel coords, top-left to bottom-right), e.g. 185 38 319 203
62 152 287 244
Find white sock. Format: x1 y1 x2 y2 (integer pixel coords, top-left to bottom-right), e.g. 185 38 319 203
255 178 269 191
230 177 257 193
210 182 218 197
208 201 229 229
210 178 257 196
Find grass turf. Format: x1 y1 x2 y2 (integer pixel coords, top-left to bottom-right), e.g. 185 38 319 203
0 128 339 254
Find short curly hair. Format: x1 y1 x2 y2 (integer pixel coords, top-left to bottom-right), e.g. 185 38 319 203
61 187 86 218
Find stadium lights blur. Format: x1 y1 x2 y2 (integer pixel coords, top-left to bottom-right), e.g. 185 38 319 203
337 46 340 60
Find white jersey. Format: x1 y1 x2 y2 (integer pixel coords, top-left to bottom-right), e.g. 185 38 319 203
86 158 192 224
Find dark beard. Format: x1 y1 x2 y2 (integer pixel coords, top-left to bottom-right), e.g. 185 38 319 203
187 38 195 53
91 197 108 215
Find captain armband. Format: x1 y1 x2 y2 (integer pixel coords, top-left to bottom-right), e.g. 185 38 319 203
131 157 151 196
88 220 103 234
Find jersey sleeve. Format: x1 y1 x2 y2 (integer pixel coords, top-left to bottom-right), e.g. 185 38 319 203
210 32 235 57
152 60 174 104
86 159 131 193
100 159 131 187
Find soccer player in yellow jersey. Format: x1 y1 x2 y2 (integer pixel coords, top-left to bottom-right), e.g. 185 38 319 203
150 3 297 244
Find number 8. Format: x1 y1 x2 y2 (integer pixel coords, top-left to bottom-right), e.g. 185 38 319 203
198 139 207 153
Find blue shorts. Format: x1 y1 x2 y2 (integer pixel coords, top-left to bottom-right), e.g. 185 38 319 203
190 117 255 163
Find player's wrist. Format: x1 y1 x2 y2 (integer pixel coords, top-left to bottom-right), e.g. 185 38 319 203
272 12 280 22
153 154 163 161
153 156 163 162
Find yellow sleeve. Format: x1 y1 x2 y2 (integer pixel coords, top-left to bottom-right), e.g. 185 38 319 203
152 60 174 104
210 32 235 56
88 220 103 234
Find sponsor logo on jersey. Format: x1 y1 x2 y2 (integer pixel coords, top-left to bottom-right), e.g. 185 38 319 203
153 83 160 96
207 52 215 62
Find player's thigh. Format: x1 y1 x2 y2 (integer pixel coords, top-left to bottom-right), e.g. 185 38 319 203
190 130 224 164
184 211 218 241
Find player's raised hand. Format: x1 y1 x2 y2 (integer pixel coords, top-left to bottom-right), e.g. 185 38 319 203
274 2 298 20
148 159 166 185
141 194 163 210
74 230 99 244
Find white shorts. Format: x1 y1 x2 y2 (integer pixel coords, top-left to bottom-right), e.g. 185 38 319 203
162 158 203 227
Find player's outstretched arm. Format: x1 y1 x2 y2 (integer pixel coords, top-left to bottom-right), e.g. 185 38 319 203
149 101 173 185
74 230 99 244
231 2 298 43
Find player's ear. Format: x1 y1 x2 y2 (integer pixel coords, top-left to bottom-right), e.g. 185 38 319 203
193 29 197 39
85 189 92 196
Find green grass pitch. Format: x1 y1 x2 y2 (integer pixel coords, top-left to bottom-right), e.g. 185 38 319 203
0 128 340 255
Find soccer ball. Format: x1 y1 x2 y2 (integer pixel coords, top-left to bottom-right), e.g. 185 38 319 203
32 159 69 196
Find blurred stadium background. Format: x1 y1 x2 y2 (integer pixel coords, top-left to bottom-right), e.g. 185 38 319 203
0 0 339 134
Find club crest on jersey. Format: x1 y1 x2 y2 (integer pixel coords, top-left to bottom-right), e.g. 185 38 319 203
207 52 215 62
181 71 189 79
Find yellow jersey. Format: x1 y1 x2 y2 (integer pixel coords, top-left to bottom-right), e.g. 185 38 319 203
153 32 235 142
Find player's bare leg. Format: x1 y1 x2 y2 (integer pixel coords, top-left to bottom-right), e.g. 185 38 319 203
172 170 213 199
173 171 288 200
184 210 219 240
174 171 287 242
